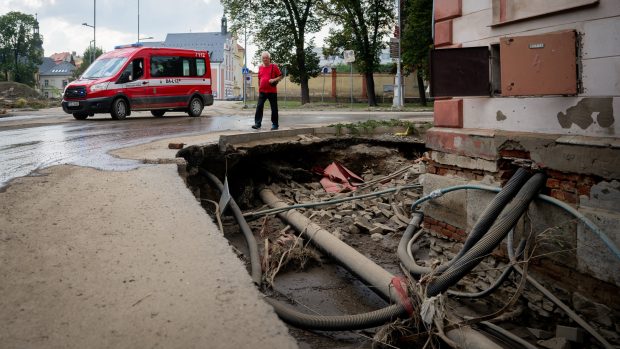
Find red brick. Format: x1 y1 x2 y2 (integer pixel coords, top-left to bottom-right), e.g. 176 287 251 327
550 189 565 201
499 149 531 159
577 184 591 196
547 169 567 180
434 19 453 47
435 0 462 21
441 228 454 239
546 178 561 189
427 165 437 174
434 98 462 128
560 181 576 193
438 221 447 228
456 229 467 238
564 192 578 204
446 224 456 232
437 167 449 176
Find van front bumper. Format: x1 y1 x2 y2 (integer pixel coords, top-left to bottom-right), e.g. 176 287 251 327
62 97 113 114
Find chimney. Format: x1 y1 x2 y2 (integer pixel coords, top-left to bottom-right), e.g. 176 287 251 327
221 16 227 34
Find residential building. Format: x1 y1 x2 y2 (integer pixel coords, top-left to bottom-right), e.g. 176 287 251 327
424 0 619 336
144 16 244 100
38 56 75 98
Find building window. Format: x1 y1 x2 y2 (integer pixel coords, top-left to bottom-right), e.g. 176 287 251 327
44 79 49 87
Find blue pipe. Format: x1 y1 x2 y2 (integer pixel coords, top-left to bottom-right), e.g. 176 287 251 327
411 184 620 260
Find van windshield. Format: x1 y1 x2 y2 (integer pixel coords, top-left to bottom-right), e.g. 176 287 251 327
81 57 128 79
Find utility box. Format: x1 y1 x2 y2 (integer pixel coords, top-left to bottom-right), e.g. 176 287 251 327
500 30 577 96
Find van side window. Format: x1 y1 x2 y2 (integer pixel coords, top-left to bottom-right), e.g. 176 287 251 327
150 56 206 77
151 56 182 77
182 59 191 76
132 58 144 80
196 58 205 76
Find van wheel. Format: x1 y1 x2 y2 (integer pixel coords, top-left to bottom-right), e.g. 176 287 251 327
73 112 88 120
187 97 203 117
111 98 128 120
151 110 165 117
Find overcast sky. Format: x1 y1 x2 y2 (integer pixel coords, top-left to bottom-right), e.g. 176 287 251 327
0 0 266 65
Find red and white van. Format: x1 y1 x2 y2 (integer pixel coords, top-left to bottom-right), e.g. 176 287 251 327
62 44 213 120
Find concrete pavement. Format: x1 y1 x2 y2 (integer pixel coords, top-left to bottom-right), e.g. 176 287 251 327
0 160 298 348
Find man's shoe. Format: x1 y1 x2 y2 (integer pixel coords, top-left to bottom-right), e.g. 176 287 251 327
271 125 279 130
251 124 260 129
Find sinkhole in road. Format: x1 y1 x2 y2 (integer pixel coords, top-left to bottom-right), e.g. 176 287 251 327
177 134 555 349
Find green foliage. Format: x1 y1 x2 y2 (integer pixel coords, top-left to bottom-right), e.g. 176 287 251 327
73 46 104 79
15 97 27 108
329 119 428 136
401 0 433 79
0 11 43 87
318 0 393 75
221 0 322 103
318 0 394 106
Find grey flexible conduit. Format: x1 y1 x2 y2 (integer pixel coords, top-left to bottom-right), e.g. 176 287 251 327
447 238 526 298
402 169 531 276
399 168 530 277
244 184 421 219
201 169 262 284
264 298 407 331
426 173 546 297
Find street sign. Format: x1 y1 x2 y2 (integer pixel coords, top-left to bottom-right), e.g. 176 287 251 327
242 67 249 75
245 75 251 83
343 50 355 63
322 66 330 74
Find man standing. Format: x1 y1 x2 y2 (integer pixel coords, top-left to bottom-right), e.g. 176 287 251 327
252 51 283 130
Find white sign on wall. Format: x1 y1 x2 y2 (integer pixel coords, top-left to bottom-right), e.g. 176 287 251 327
343 50 355 63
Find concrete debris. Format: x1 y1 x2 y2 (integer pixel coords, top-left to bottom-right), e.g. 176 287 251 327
526 327 554 340
572 292 614 327
555 325 585 344
538 337 571 349
370 233 384 242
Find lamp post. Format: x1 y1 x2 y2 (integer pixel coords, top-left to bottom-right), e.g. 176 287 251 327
82 22 95 63
138 0 140 43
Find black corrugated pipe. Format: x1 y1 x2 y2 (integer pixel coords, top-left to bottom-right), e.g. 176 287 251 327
200 169 262 285
399 168 531 276
426 172 546 297
264 298 407 331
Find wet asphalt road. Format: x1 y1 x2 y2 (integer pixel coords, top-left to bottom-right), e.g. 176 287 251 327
0 103 432 188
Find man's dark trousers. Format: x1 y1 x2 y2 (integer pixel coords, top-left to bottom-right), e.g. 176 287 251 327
254 92 278 128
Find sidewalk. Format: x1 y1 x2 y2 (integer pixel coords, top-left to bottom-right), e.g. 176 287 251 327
0 142 297 348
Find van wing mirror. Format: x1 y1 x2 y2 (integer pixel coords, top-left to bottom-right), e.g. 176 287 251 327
117 71 131 84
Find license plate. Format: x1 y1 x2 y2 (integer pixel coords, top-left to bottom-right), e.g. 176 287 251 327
68 101 79 107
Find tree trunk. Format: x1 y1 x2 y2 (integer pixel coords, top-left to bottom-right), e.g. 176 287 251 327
365 71 377 106
417 70 427 107
300 77 310 104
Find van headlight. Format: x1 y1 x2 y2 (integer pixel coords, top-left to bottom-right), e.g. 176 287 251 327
90 82 109 92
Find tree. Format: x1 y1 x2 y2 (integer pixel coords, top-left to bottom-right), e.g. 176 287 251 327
73 46 104 79
319 0 394 106
221 0 322 104
401 0 432 106
0 11 43 86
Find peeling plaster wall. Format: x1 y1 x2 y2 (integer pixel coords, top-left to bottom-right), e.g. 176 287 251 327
454 0 620 138
463 97 619 137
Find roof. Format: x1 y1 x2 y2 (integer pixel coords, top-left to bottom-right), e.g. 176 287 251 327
163 32 231 62
50 52 72 63
39 57 75 76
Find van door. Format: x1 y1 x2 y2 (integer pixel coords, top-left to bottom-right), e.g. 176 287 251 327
120 57 150 109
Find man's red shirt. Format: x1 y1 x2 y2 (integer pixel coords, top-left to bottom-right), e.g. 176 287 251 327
258 63 281 93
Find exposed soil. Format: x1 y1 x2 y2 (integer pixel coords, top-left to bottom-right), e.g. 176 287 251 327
180 134 614 348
